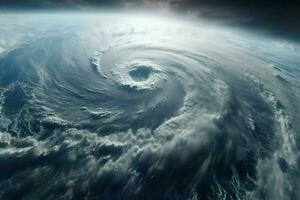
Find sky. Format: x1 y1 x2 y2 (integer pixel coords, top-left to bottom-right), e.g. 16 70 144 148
0 0 299 41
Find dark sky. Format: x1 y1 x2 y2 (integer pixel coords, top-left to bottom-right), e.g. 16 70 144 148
1 0 300 41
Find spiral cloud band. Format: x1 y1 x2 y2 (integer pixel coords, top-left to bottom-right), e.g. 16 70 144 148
0 13 299 200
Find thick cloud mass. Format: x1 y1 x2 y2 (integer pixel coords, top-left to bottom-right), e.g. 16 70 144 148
0 13 300 200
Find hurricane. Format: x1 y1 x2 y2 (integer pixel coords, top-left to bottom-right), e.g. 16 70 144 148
0 12 300 200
